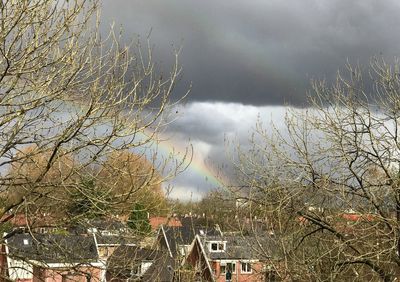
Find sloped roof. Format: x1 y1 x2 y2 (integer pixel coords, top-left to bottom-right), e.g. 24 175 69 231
162 225 221 256
160 217 221 254
199 234 281 260
107 245 175 282
6 233 99 264
86 218 127 231
94 234 137 246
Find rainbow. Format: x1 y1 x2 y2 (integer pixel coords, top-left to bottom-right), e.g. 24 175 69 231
142 128 229 190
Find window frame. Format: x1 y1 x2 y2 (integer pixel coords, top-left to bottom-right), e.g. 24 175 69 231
241 262 252 274
220 262 236 274
209 241 226 252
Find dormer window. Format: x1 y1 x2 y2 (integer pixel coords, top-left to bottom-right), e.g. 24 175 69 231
209 241 225 252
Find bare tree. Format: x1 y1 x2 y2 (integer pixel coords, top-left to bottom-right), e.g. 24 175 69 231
0 1 192 281
98 150 169 216
0 0 189 240
227 60 400 281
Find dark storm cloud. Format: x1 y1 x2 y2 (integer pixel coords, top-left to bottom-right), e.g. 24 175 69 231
98 1 400 199
101 0 400 106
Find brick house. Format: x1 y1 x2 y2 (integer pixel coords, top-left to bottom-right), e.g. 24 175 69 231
184 234 279 282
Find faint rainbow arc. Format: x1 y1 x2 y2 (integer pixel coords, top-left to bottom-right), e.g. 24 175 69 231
142 129 228 189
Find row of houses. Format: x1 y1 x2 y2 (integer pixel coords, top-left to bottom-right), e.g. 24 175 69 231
0 214 281 281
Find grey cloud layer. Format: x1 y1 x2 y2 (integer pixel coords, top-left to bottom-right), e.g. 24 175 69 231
165 102 290 199
101 0 400 105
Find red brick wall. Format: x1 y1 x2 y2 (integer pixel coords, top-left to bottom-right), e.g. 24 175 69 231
212 261 264 282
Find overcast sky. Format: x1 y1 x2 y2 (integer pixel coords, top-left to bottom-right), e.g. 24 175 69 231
101 0 400 200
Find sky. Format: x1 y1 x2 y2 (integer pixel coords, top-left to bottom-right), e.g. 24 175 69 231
100 0 400 200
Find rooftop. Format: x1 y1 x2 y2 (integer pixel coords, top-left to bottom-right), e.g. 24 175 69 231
6 233 99 264
199 234 281 260
108 245 174 282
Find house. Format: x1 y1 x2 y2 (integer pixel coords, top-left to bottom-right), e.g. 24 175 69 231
184 234 280 282
1 232 104 281
157 217 222 260
106 245 174 281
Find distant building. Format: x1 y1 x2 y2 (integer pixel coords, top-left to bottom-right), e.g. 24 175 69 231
1 213 64 234
149 216 182 231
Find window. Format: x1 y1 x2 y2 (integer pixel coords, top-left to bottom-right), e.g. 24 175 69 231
209 241 225 252
241 262 252 273
220 262 236 274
